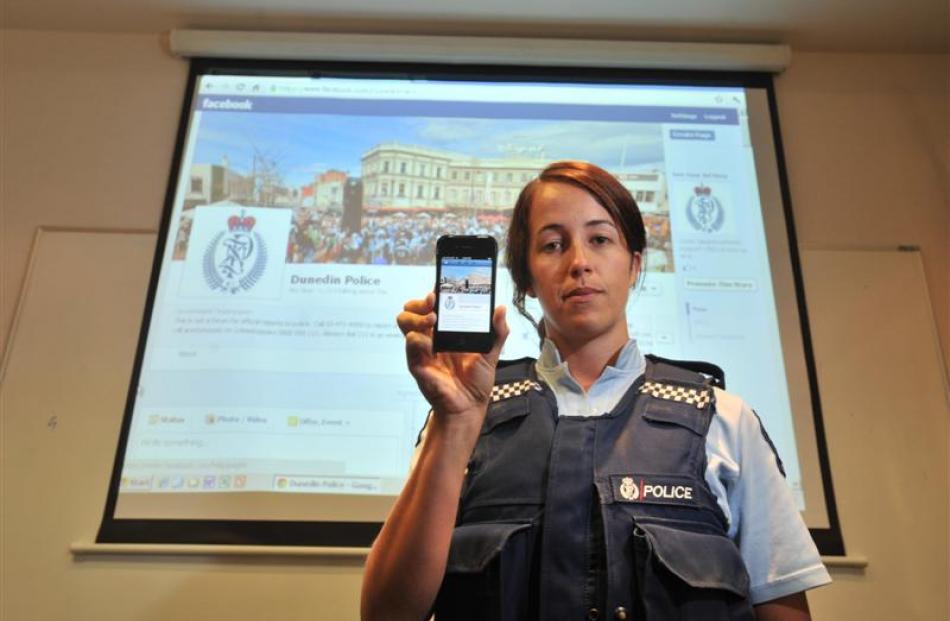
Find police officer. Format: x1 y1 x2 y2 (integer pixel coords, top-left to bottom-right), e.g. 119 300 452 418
362 161 829 621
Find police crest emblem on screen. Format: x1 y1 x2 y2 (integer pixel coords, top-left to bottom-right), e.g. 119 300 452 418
203 212 268 294
685 184 725 233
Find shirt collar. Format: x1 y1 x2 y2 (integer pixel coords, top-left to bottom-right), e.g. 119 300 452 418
537 337 645 381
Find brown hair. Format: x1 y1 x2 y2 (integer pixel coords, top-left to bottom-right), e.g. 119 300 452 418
505 160 646 339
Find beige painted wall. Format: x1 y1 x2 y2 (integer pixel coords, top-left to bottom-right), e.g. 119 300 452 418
774 51 949 368
1 29 948 621
1 30 186 356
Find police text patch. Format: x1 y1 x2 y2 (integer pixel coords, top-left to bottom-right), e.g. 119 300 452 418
609 474 701 507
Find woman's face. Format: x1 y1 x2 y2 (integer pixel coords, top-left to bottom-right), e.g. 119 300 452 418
526 182 641 353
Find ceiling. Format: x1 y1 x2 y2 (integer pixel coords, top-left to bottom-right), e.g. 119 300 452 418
2 0 948 53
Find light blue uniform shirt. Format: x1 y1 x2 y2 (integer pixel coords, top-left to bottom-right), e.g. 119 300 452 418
536 337 646 418
534 338 831 605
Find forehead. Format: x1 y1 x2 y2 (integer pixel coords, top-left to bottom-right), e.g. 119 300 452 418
528 182 615 231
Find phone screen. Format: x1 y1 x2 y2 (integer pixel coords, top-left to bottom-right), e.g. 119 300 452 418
437 256 494 334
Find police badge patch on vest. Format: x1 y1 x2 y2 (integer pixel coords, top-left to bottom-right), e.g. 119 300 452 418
609 474 701 507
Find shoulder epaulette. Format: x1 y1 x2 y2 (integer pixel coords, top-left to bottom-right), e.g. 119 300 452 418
639 380 713 409
490 379 543 403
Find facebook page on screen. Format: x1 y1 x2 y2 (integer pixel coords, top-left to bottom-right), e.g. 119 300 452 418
438 258 493 333
115 75 805 517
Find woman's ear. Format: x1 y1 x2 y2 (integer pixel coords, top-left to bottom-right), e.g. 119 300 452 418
526 284 536 298
628 252 643 287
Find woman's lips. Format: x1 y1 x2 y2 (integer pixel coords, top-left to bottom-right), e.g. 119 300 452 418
564 286 601 300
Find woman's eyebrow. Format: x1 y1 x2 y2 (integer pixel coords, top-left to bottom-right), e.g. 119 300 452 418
586 219 618 229
535 223 564 236
535 219 617 235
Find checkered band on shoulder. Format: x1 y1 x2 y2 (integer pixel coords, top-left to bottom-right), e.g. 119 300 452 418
640 380 712 409
491 379 543 403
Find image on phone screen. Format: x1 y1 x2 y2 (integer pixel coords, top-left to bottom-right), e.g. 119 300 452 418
437 257 493 333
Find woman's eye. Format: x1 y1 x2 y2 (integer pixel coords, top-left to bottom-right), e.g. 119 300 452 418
591 235 611 245
541 240 562 252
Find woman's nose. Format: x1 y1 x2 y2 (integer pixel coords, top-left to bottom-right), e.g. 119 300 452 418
568 243 592 276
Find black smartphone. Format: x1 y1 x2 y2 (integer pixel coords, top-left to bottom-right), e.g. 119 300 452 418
433 235 498 353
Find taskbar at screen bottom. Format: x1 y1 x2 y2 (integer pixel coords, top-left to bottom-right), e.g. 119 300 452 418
96 517 382 547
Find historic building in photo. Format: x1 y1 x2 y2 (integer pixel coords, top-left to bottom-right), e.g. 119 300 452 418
185 161 255 209
360 142 667 215
361 143 549 213
312 169 348 212
361 144 453 210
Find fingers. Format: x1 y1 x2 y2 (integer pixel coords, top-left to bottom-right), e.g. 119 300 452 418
399 292 438 376
404 329 434 370
396 308 436 336
402 291 435 315
397 292 437 336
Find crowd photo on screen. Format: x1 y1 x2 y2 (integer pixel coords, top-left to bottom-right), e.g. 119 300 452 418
170 114 675 272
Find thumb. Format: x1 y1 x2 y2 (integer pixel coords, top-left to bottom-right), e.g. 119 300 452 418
485 304 509 363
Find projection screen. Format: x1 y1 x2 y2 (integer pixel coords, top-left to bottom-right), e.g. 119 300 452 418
98 59 844 554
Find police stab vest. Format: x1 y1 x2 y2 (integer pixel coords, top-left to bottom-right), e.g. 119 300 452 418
433 356 756 621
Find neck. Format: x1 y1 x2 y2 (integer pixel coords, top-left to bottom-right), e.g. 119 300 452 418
548 329 629 392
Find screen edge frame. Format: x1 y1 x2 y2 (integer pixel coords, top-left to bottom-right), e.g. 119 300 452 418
763 76 845 556
95 57 847 554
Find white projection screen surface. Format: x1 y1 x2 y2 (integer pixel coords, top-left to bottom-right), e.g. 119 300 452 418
98 60 843 554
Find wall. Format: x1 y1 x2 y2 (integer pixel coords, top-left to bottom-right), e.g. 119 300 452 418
1 29 948 620
774 51 949 367
798 249 948 620
1 30 186 356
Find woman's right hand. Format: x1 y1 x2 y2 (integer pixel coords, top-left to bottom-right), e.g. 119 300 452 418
397 291 509 421
363 293 509 621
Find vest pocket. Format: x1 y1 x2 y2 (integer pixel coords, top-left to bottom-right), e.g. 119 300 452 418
641 400 708 435
434 521 535 621
632 521 755 620
482 397 530 434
